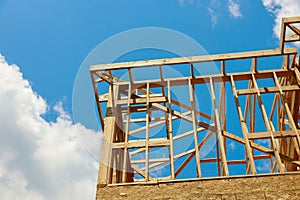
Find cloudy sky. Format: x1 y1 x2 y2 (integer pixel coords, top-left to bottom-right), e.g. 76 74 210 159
0 0 299 199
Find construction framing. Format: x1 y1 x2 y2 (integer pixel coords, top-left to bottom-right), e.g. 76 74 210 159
91 17 300 186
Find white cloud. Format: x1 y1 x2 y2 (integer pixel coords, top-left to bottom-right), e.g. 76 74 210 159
228 141 236 150
208 7 217 28
0 54 101 200
257 160 270 173
262 0 300 39
178 0 185 6
228 0 242 18
210 0 219 6
178 0 195 7
207 0 220 28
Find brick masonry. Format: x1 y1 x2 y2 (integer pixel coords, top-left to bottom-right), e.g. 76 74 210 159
96 172 300 200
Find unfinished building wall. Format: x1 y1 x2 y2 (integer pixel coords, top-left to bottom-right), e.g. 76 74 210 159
96 173 300 200
91 16 300 199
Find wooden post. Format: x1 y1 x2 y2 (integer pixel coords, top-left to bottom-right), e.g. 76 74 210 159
168 80 175 179
188 78 202 178
145 82 150 181
210 78 229 176
230 75 257 174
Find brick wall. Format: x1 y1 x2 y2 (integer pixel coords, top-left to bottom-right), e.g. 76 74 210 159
96 172 300 199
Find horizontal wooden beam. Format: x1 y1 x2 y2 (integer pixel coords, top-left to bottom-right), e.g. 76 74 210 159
237 85 300 95
131 158 170 164
283 16 300 24
199 155 270 164
129 116 166 123
116 96 167 105
248 130 300 140
90 48 297 71
131 155 272 166
113 138 169 148
116 69 294 89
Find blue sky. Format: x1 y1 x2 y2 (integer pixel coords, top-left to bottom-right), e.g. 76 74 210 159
0 0 276 112
0 0 299 199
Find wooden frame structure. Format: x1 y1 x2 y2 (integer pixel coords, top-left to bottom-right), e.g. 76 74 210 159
91 17 300 187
